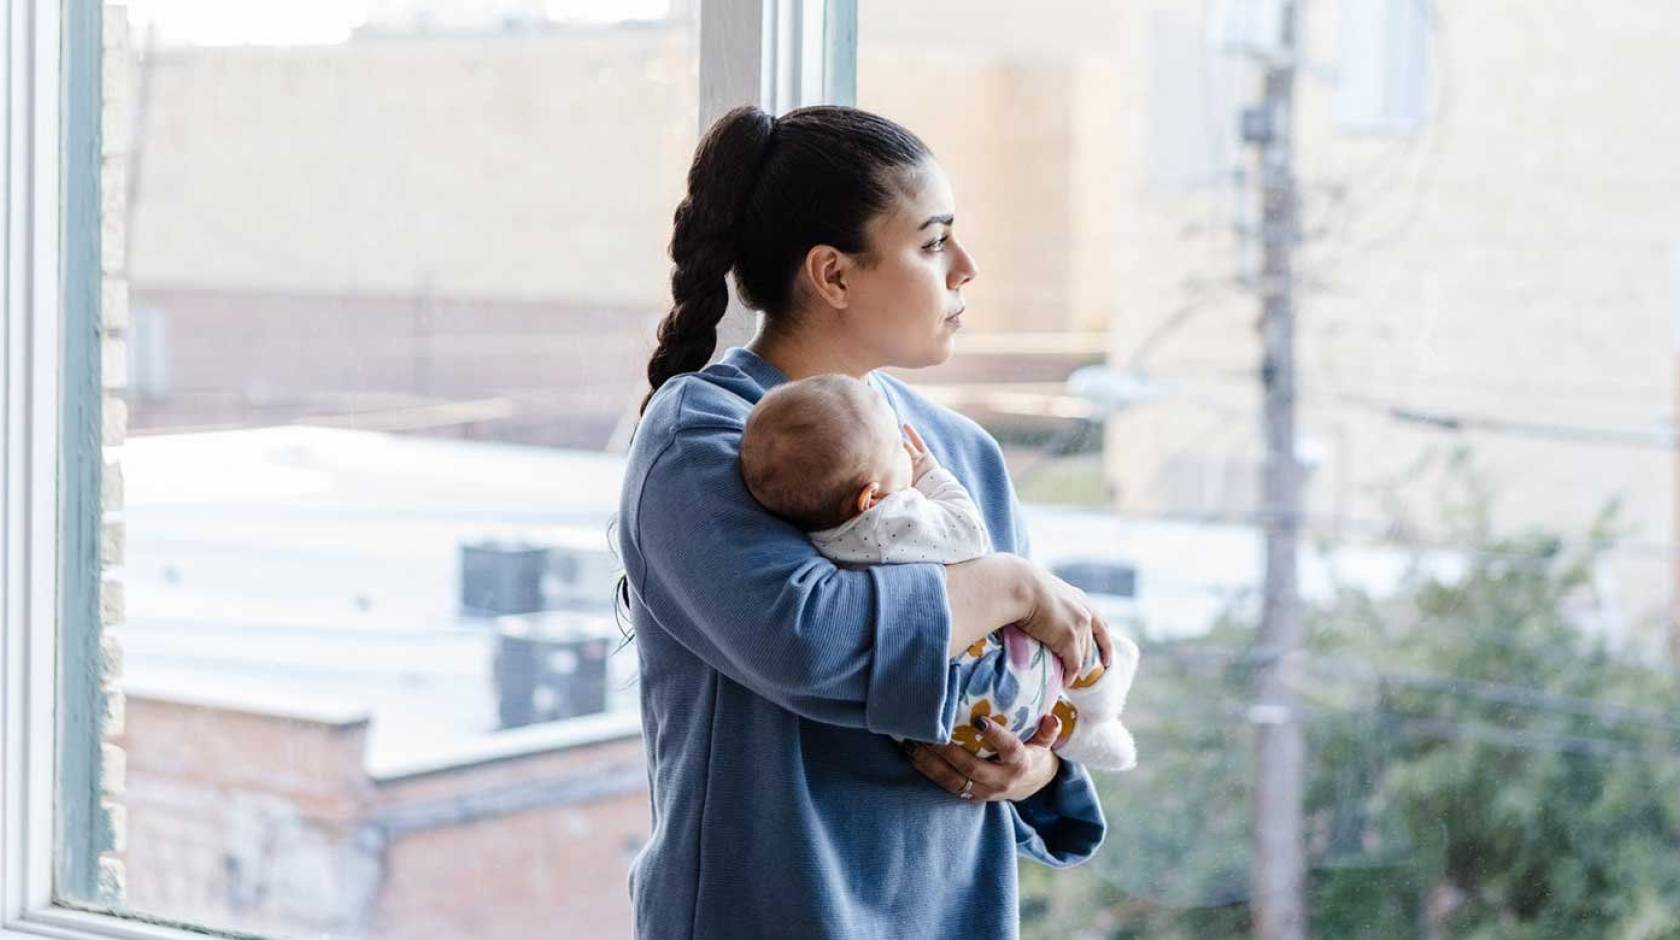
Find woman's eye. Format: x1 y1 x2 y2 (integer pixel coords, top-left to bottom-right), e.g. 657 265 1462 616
925 237 948 252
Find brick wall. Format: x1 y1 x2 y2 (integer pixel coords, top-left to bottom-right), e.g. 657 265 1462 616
98 0 132 904
115 693 646 937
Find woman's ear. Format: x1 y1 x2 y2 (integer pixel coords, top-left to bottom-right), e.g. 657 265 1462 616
802 245 850 311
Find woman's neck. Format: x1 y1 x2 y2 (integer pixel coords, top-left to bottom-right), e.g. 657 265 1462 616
745 324 878 382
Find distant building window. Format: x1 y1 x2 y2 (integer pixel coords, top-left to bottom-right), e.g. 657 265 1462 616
1335 0 1431 134
1670 240 1680 353
128 305 172 401
1147 11 1245 191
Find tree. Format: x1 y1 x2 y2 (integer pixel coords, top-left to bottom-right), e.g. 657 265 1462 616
1021 445 1680 938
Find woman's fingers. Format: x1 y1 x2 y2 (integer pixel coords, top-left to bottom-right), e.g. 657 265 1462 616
1064 608 1092 679
1020 564 1096 679
978 716 1033 767
924 739 1008 791
901 741 991 799
1054 631 1083 680
1070 588 1099 678
1024 713 1061 749
901 712 1065 802
1091 606 1113 670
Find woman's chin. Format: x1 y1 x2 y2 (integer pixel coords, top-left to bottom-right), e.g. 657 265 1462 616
882 334 958 371
922 335 957 368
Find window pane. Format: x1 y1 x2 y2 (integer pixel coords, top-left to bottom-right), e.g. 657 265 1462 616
860 1 1678 936
64 2 697 934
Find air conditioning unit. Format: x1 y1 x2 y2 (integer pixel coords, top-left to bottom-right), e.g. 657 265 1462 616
460 536 624 618
542 544 622 612
492 618 612 729
460 541 548 616
1051 558 1138 599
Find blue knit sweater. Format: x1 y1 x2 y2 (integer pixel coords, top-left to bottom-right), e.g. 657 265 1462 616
617 346 1106 939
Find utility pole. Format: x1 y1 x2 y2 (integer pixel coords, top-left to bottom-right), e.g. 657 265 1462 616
1666 241 1680 668
1244 1 1306 937
1671 240 1680 669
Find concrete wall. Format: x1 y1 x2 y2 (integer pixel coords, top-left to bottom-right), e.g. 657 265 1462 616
122 27 696 305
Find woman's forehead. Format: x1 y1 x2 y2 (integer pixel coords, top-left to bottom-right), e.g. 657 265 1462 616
879 162 955 234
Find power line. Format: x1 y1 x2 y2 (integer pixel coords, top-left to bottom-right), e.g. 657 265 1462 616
1102 503 1666 562
1334 392 1673 449
1119 356 1668 409
1372 668 1680 733
1120 367 1670 450
1147 645 1680 730
1388 716 1679 760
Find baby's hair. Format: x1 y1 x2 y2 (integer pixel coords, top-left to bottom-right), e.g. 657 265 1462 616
740 374 890 531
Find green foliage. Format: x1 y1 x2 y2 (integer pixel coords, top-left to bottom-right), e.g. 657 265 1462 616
1021 446 1680 939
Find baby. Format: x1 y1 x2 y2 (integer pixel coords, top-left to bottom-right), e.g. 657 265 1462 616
740 373 1138 773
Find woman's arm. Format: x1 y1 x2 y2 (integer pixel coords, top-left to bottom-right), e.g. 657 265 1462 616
630 426 968 743
943 553 1031 658
947 554 1112 678
629 421 1100 741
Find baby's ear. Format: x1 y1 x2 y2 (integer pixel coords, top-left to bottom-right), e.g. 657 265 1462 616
856 483 881 514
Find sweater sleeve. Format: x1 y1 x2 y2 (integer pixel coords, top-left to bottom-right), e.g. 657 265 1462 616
628 424 962 744
1009 757 1108 868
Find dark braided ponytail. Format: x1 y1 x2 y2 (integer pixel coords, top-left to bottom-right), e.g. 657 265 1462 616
641 104 777 414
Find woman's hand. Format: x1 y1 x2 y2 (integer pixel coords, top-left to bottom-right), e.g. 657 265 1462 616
1017 561 1114 680
900 713 1064 802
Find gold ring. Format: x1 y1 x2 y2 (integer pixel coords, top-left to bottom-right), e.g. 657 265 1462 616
958 777 974 800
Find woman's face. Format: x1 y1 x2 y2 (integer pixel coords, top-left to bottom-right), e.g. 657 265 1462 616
838 159 979 370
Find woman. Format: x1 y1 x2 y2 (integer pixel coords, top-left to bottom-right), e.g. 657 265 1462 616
616 104 1112 939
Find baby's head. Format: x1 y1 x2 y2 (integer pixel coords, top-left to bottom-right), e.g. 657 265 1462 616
740 374 913 531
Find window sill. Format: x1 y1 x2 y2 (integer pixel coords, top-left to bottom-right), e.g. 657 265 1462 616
5 906 258 940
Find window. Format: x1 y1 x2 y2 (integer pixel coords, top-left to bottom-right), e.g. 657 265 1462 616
10 1 1679 937
859 1 1679 935
1334 0 1432 134
3 1 841 937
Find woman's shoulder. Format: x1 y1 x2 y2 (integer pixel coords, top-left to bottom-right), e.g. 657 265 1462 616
625 369 758 476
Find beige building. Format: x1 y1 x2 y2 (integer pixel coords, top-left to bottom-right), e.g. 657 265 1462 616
860 1 1678 648
118 20 699 446
119 1 1675 641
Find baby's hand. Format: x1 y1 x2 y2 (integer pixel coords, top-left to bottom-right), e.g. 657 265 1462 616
902 423 940 480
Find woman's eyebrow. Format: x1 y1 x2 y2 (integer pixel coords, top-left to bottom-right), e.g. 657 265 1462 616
918 214 954 230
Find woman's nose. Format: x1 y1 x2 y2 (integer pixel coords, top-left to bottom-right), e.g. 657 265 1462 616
951 240 978 287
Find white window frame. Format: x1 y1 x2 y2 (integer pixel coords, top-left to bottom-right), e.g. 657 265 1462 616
0 0 856 937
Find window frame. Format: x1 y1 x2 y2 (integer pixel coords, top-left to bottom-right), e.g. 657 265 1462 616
0 0 858 937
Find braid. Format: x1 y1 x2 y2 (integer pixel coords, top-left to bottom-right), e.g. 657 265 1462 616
641 105 776 414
